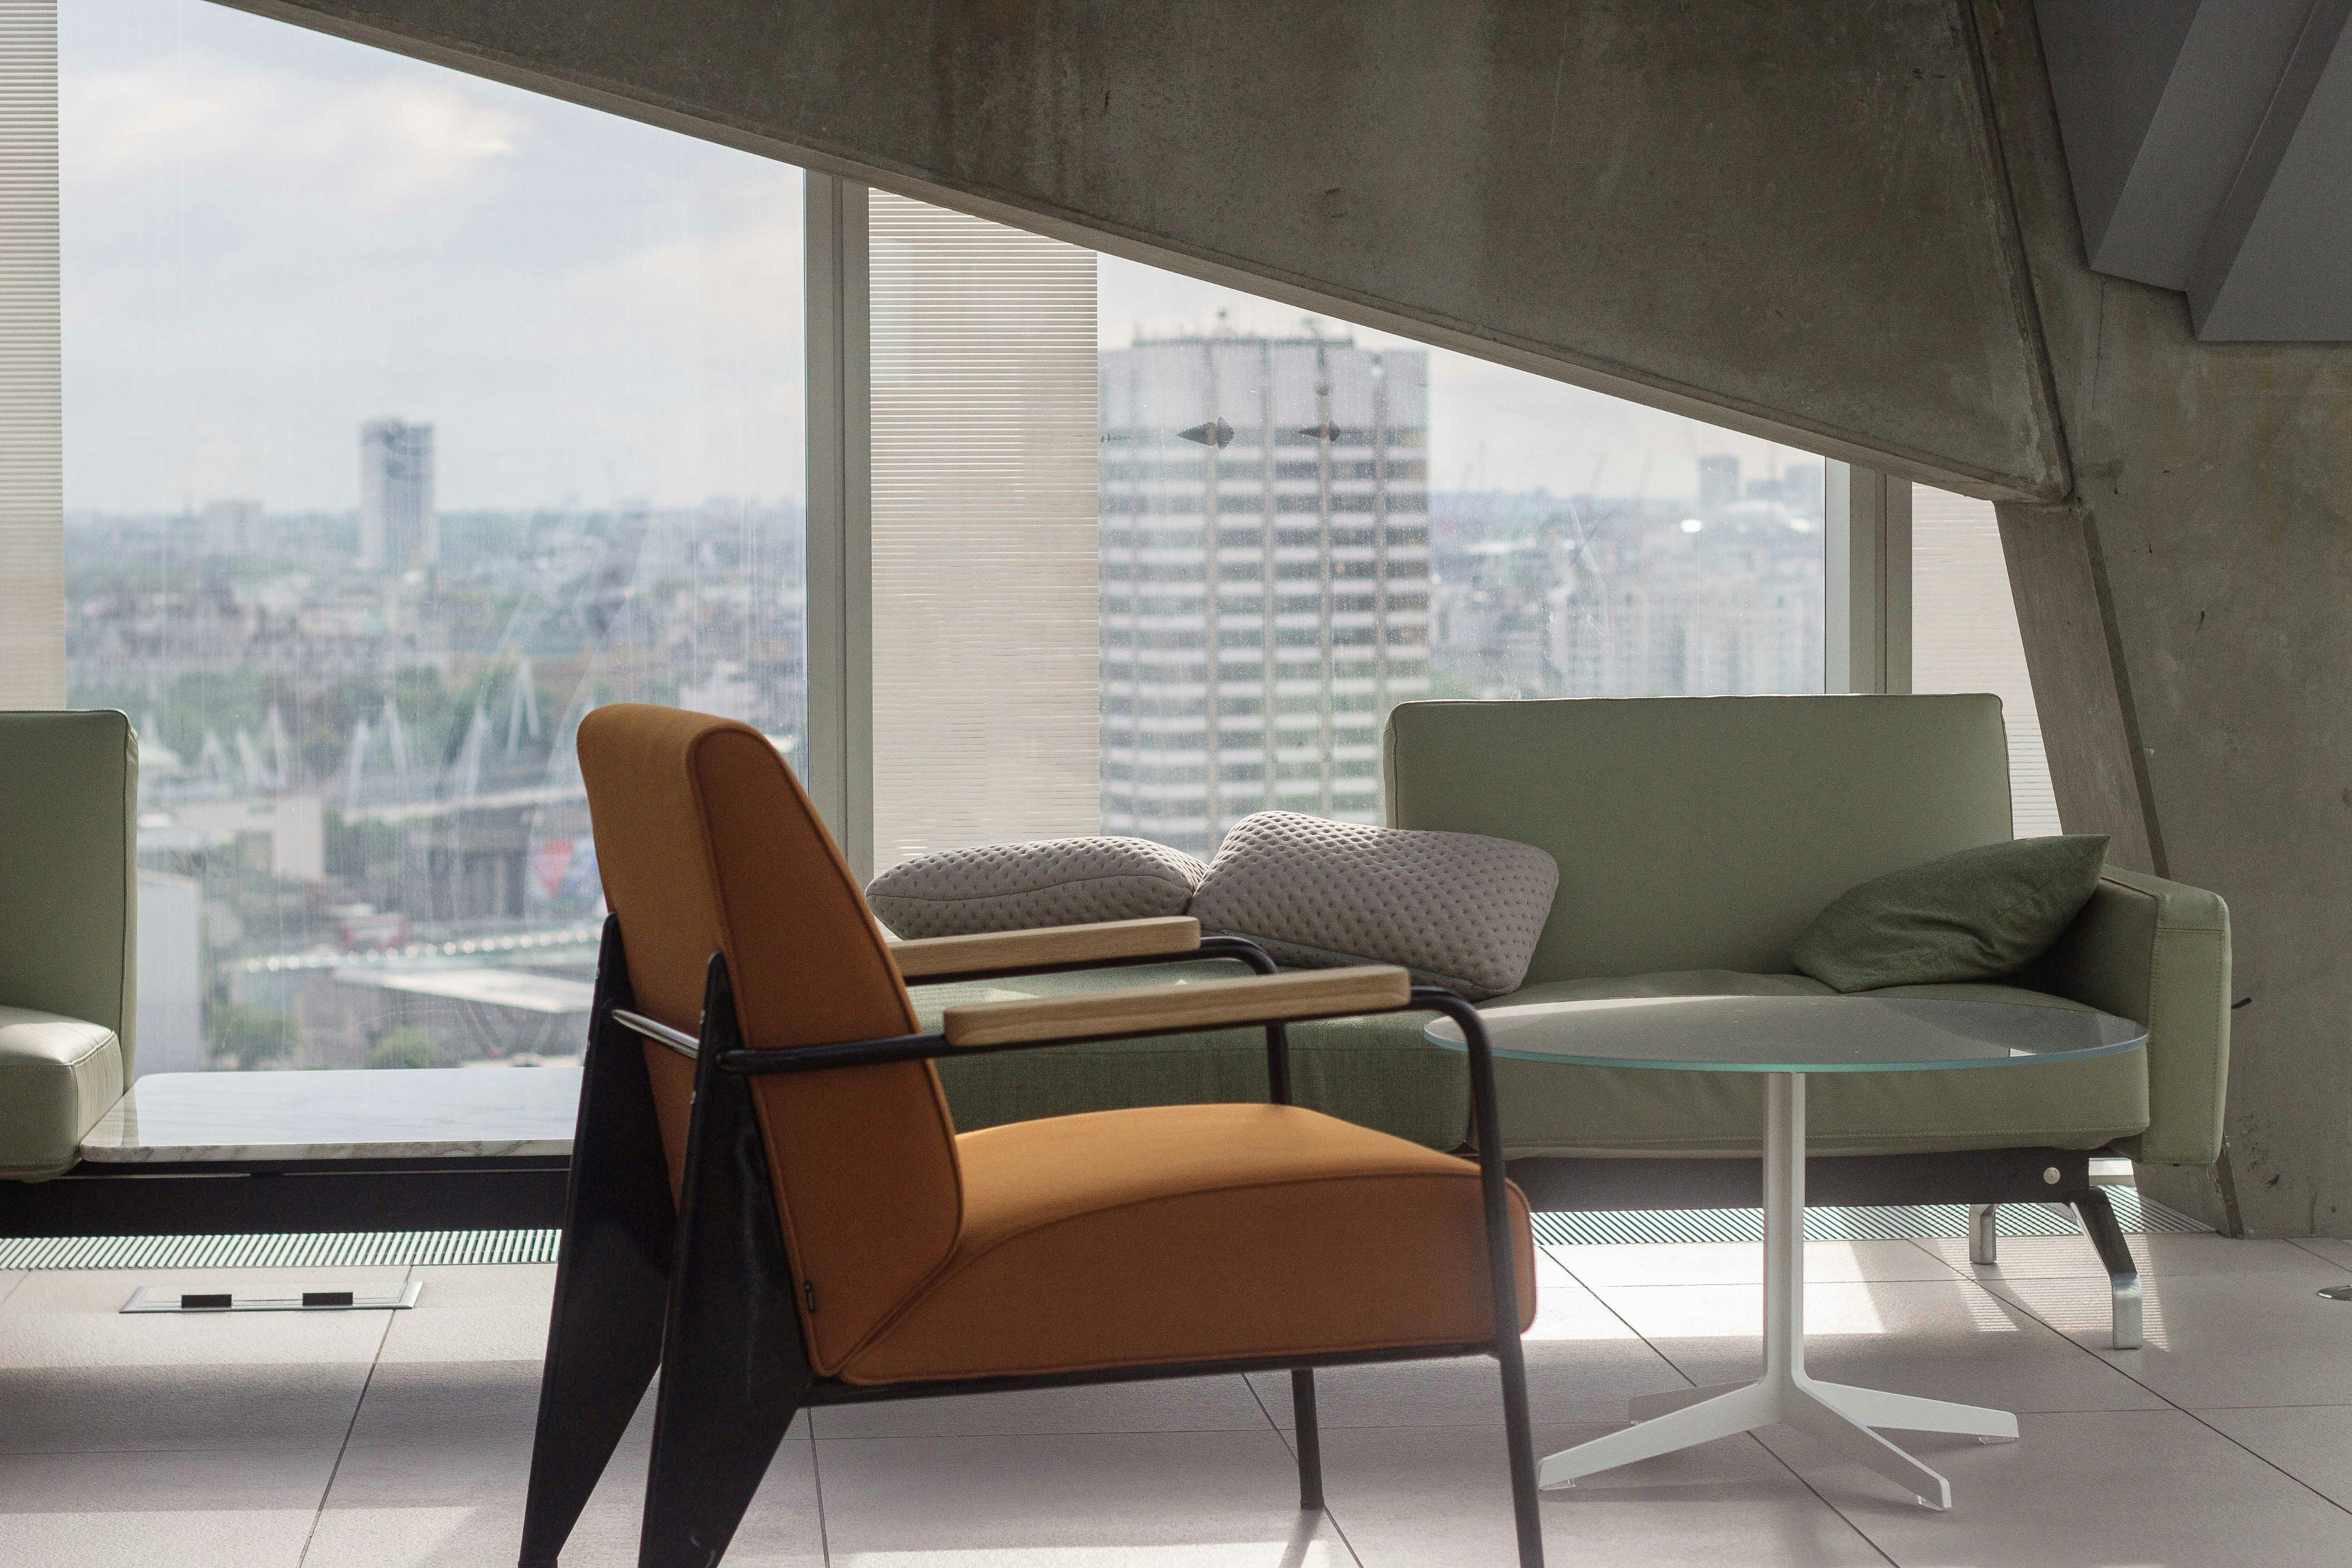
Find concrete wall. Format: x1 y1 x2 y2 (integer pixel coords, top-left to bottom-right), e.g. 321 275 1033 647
230 0 2064 501
222 0 2352 1234
1980 0 2352 1234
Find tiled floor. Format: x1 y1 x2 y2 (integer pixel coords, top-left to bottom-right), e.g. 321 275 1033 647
2 1232 2350 1566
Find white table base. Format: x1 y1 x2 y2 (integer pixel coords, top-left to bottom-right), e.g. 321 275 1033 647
1538 1073 2017 1509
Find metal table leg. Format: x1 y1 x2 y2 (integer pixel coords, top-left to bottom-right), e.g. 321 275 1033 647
1538 1073 2018 1509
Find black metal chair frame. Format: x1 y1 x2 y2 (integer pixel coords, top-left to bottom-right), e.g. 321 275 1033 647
520 919 1546 1568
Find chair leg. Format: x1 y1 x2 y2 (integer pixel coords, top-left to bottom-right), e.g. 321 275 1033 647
1496 1331 1545 1567
640 965 816 1568
1290 1367 1325 1511
1967 1203 1998 1266
522 923 676 1568
2072 1187 2145 1350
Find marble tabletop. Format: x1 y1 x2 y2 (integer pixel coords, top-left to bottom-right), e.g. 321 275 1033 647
79 1067 582 1163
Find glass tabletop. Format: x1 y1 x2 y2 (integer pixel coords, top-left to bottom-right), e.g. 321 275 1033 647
1422 994 2147 1073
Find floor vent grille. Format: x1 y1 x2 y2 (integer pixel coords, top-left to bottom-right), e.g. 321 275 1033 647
1529 1187 2205 1248
0 1229 562 1271
0 1193 2204 1271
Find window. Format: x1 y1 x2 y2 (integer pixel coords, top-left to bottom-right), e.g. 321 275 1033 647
1912 486 2061 835
858 207 1827 867
63 0 804 1073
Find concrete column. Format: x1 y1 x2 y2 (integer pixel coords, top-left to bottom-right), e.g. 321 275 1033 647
1979 0 2352 1234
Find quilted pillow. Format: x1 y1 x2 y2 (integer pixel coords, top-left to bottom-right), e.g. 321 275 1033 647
1189 811 1560 1000
865 837 1208 940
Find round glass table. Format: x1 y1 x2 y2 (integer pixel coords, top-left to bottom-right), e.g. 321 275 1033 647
1425 994 2147 1510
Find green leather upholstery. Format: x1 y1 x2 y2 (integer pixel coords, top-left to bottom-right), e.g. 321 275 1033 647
0 710 138 1180
0 1008 126 1180
1386 696 2227 1167
1384 695 2016 983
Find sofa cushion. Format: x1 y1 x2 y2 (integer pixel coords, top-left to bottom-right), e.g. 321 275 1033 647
1483 971 2146 1157
0 1006 125 1179
1189 811 1558 999
866 837 1206 939
1792 834 2110 992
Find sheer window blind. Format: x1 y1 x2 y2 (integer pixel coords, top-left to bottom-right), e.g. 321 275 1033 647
1912 485 2061 835
868 194 1099 870
0 0 59 707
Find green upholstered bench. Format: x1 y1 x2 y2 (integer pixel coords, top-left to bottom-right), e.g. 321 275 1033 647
923 695 2232 1350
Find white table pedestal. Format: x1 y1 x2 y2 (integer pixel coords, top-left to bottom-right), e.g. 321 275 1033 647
1537 1073 2018 1509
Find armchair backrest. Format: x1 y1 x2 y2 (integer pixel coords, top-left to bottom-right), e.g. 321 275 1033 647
577 703 961 1374
0 710 138 1074
1384 695 2013 985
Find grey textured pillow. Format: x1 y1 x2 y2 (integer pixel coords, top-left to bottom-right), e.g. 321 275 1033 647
1791 834 2111 993
865 837 1207 940
1189 811 1560 1000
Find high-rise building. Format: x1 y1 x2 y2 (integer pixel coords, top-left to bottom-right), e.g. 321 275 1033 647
1098 333 1430 859
358 418 437 569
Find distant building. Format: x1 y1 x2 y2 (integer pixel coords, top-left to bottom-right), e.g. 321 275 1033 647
201 497 263 555
1697 454 1742 514
359 418 438 569
1098 333 1431 858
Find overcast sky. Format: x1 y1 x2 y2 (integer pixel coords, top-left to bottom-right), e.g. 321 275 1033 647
64 0 1812 516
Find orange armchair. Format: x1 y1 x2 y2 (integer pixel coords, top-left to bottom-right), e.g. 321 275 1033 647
519 704 1544 1567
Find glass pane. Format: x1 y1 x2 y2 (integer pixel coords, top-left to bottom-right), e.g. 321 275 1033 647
868 196 1099 868
866 222 1827 869
1912 486 2061 835
62 1 804 1074
1098 256 1825 857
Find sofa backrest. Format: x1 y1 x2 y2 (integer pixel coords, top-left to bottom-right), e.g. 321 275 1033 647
0 709 139 1073
1384 695 2013 985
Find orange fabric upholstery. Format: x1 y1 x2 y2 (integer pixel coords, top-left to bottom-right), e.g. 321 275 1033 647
578 704 962 1374
839 1104 1536 1385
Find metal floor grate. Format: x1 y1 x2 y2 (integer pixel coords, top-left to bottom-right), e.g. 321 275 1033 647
0 1229 560 1271
1530 1186 2206 1247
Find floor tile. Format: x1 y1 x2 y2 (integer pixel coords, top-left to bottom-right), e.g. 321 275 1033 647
0 1362 369 1453
2196 1403 2352 1509
1321 1419 1887 1567
1987 1262 2352 1406
374 1300 552 1364
1247 1263 1689 1431
0 1269 396 1369
1548 1238 1955 1288
401 1263 556 1310
813 1374 1272 1439
0 1508 317 1568
2289 1235 2352 1271
1762 1408 2352 1565
308 1430 824 1567
1596 1276 2167 1416
1913 1229 2331 1280
0 1443 337 1513
817 1428 1358 1563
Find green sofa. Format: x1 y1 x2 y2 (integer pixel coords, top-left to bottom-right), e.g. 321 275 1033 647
916 695 2231 1349
0 710 139 1181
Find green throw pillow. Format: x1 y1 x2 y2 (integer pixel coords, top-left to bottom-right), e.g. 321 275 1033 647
1791 835 2111 993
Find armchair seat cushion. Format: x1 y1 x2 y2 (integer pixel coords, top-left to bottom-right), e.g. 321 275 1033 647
836 1102 1534 1385
0 1007 125 1179
1488 971 2149 1157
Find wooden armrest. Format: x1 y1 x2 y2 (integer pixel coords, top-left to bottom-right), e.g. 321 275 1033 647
888 916 1200 979
941 965 1411 1048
